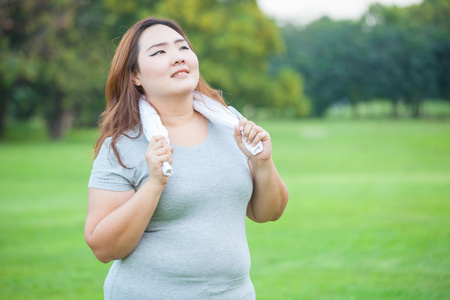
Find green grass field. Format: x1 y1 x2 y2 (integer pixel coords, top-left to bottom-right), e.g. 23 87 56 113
1 120 449 299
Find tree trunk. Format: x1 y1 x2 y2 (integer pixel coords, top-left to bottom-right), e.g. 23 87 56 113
391 99 399 119
351 102 359 119
410 100 422 119
48 91 75 140
49 108 75 139
0 95 9 139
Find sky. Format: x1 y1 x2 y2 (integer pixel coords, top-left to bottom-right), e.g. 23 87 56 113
257 0 423 25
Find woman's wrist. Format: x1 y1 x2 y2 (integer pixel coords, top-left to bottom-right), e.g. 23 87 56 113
142 177 167 193
249 156 274 171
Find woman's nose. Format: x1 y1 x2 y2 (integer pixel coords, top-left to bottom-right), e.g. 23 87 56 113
172 53 185 65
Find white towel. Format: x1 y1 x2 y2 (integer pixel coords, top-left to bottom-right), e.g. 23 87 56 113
192 91 263 154
139 92 263 176
138 99 173 176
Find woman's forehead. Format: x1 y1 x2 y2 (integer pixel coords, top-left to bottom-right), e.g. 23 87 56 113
139 25 185 48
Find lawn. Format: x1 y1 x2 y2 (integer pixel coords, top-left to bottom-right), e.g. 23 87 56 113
1 119 449 299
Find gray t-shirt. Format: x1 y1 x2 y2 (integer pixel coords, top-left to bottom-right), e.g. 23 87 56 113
88 112 255 299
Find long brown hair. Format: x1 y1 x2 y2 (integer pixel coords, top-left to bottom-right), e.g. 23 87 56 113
95 17 225 168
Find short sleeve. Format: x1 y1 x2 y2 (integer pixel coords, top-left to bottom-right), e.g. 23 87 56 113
228 106 244 119
88 138 134 192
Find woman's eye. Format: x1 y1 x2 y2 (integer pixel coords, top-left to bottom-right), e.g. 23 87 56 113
180 46 190 50
150 50 165 57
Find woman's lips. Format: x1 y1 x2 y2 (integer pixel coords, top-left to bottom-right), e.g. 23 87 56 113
171 69 189 78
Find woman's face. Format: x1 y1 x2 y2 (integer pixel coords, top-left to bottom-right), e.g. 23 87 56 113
133 24 200 100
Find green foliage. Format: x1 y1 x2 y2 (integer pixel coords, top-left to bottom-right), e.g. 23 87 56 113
1 0 310 140
269 67 310 117
152 0 289 110
274 0 450 118
0 0 110 138
276 18 370 116
1 120 449 299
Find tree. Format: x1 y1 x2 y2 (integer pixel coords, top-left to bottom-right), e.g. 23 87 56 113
276 18 371 117
269 67 310 117
363 3 441 117
0 0 311 139
417 0 450 102
0 0 109 139
274 0 450 118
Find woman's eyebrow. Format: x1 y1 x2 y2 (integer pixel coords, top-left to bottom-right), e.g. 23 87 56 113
145 39 187 53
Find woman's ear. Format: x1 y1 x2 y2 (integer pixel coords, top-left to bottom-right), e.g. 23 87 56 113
132 72 142 87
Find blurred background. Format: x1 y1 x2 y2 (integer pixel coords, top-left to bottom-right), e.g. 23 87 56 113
1 0 448 138
0 0 449 299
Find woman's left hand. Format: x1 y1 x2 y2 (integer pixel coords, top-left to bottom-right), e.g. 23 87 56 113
235 118 289 223
234 118 272 163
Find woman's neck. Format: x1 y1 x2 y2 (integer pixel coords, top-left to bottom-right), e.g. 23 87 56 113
148 93 195 127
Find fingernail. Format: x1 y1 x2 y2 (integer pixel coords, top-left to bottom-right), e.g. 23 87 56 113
239 126 244 131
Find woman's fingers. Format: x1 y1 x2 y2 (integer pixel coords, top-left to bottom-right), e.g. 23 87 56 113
241 119 254 142
146 135 173 171
239 118 269 146
250 130 269 146
152 146 173 165
248 125 261 144
149 136 167 149
236 118 273 161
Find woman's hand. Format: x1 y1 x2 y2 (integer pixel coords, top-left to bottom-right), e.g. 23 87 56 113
234 118 289 223
146 135 173 186
234 118 272 163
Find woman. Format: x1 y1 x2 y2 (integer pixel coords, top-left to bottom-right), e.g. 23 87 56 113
85 17 288 300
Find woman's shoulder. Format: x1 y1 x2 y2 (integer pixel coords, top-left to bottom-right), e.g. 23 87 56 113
98 126 148 166
101 126 142 146
90 126 147 191
227 106 243 119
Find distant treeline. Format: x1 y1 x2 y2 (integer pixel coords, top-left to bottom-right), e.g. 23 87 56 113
1 0 448 139
272 0 450 117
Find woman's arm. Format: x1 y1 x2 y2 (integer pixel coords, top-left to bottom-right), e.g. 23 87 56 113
84 136 173 263
85 183 163 263
234 119 289 223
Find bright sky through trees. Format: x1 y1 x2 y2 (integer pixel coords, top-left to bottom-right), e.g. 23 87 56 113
257 0 423 24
